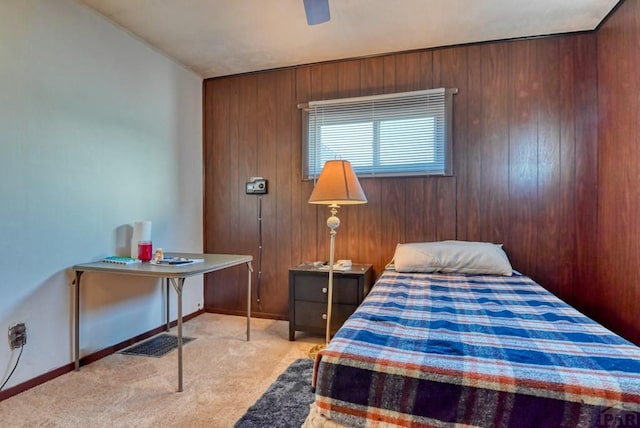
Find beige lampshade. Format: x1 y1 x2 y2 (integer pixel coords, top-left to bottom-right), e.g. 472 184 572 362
308 160 367 205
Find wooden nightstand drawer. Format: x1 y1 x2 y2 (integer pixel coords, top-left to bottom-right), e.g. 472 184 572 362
288 263 374 341
294 301 356 333
293 274 359 304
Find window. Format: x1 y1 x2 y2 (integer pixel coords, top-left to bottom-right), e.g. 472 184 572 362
302 88 456 179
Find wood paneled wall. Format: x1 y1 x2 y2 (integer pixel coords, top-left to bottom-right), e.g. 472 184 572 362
596 0 640 345
202 32 629 340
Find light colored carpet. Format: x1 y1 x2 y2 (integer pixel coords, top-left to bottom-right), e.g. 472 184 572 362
0 313 323 427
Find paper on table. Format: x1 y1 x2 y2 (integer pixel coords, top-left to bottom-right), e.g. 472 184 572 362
318 264 350 271
153 257 204 266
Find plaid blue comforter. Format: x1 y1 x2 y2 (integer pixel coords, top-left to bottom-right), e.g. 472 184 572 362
313 271 640 427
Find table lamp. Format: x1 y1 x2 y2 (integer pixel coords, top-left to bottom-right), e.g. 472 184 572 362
308 160 367 354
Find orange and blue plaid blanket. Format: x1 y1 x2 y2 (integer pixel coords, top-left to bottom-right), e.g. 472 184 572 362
313 271 640 427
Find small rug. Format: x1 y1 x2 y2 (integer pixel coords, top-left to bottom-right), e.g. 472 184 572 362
119 334 195 358
234 358 315 428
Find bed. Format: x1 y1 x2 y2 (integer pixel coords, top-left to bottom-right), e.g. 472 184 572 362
305 241 640 428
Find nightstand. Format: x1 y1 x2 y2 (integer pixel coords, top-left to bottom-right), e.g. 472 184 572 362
288 263 374 341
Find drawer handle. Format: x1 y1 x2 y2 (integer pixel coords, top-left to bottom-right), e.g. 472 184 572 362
322 313 327 320
322 287 328 294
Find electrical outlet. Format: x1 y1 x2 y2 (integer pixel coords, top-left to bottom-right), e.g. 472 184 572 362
8 323 26 350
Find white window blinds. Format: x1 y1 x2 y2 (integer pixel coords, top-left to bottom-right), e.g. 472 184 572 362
303 88 456 179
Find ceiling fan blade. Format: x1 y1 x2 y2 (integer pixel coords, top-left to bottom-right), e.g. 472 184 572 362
304 0 330 25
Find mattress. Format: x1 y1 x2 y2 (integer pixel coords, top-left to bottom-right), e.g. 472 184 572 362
310 270 640 427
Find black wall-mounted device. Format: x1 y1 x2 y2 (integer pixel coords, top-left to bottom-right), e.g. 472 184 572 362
245 177 268 194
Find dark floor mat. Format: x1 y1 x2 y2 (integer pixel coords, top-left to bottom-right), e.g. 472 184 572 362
119 334 195 358
234 358 315 428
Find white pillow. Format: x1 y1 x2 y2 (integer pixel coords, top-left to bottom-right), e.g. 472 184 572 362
391 240 513 276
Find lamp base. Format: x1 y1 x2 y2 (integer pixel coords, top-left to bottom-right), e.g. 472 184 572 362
308 343 325 360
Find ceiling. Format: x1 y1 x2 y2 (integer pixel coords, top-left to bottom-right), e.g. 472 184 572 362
75 0 620 79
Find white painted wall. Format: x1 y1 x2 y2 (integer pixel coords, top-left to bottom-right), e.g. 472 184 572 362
0 0 203 389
